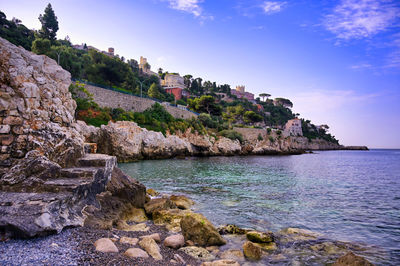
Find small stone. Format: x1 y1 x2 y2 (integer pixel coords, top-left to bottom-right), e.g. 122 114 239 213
50 243 59 248
94 238 119 253
120 237 139 246
124 248 149 258
0 135 13 146
110 238 118 242
164 234 185 249
201 259 240 266
206 246 219 252
242 241 261 261
0 125 10 134
140 233 161 243
174 254 186 264
116 221 149 232
12 125 24 135
139 237 162 260
3 116 23 125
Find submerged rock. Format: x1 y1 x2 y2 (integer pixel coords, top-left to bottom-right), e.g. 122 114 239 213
333 252 373 266
180 212 226 247
242 241 262 261
218 224 248 235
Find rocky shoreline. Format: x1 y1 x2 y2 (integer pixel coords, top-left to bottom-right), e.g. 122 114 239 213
0 37 372 265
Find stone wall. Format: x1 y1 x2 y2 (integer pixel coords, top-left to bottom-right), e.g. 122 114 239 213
84 85 197 120
233 127 268 142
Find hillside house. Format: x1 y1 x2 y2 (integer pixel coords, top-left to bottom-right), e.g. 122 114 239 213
283 118 303 137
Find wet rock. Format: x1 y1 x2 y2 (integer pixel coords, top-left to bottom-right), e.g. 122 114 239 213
202 259 240 266
146 188 159 197
153 208 192 232
333 252 373 266
180 212 226 247
144 197 176 216
164 234 185 249
279 227 322 241
242 241 261 261
139 237 162 260
139 233 161 243
246 230 274 243
119 237 138 246
253 242 277 251
124 248 149 258
218 224 248 235
94 238 119 253
170 195 194 210
179 246 215 261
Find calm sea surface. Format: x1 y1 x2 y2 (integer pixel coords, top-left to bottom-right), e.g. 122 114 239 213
119 150 400 264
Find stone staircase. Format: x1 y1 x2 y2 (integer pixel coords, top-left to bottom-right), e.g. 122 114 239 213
0 145 117 238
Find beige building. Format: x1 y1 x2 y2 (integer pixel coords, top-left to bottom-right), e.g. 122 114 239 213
283 118 303 137
139 56 158 76
236 85 245 93
161 73 185 89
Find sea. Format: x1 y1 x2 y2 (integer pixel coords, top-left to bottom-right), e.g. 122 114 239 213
119 149 400 265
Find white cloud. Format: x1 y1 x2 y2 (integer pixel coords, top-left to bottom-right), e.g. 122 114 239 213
165 0 203 17
262 1 287 14
324 0 400 40
349 63 373 70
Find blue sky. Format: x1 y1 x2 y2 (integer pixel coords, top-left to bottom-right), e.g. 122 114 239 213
1 0 400 148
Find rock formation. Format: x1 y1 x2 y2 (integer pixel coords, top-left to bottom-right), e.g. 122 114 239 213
0 37 144 237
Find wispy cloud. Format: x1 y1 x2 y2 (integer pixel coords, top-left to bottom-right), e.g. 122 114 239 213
349 63 373 70
262 1 287 15
165 0 203 17
324 0 400 40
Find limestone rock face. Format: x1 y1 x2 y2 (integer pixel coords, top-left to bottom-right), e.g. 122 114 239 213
212 137 241 156
0 38 145 238
180 212 226 247
0 37 83 172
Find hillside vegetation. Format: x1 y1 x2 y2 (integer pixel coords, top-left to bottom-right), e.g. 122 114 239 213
0 6 338 144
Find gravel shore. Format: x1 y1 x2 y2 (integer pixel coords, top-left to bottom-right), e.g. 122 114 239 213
0 223 200 266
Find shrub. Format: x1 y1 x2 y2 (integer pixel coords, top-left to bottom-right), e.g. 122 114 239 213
269 136 275 143
257 133 263 141
218 130 244 143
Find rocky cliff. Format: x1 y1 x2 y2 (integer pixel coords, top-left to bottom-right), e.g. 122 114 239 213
75 120 343 162
0 37 145 238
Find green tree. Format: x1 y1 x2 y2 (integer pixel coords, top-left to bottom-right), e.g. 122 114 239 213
259 93 271 101
148 83 160 99
31 38 51 55
38 3 59 41
274 98 293 108
243 111 263 124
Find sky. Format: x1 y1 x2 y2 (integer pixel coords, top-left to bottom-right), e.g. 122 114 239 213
1 0 400 148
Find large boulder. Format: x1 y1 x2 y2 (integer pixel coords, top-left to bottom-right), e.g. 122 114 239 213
242 241 261 261
180 212 226 247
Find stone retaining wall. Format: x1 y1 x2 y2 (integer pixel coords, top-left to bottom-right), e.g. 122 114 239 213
85 85 197 120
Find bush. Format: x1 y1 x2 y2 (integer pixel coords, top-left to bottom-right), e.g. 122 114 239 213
218 130 244 143
267 128 272 134
269 136 275 143
257 133 263 141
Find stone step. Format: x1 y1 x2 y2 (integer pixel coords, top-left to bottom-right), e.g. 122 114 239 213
84 143 97 154
60 167 99 179
43 178 93 193
78 154 116 168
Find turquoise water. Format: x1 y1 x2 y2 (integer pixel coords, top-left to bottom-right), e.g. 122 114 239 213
119 150 400 264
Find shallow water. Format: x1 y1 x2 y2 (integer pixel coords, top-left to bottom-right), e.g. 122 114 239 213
120 150 400 265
